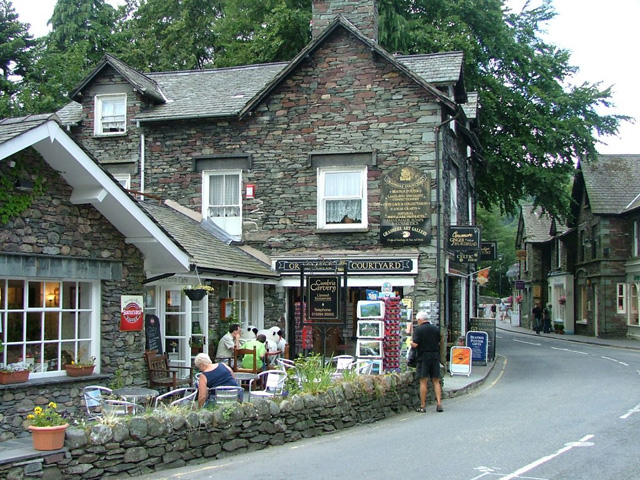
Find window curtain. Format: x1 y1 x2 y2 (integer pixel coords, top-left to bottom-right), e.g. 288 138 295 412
209 175 240 217
324 172 361 223
102 98 125 129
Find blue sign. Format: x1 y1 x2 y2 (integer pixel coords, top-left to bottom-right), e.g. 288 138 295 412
466 331 489 365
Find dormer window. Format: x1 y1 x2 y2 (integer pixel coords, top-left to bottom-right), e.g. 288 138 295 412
94 94 126 135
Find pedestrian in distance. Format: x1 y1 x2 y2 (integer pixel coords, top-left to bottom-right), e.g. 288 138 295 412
411 310 443 413
490 301 497 319
532 302 543 335
543 304 552 333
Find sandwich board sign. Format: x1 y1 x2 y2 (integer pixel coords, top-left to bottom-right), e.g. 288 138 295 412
449 346 472 377
466 331 489 366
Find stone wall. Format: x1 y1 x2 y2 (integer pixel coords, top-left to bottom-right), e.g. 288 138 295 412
1 372 430 479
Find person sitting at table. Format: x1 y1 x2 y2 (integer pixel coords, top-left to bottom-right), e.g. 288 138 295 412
241 334 267 371
194 353 242 407
216 323 241 363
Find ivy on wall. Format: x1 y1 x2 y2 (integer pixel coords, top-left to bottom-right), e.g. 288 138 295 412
0 153 45 224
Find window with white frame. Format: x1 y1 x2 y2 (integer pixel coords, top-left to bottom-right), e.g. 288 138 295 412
617 283 626 314
629 284 639 326
634 220 640 257
0 279 97 376
555 238 562 269
203 171 242 237
317 166 367 229
94 94 126 135
229 282 264 331
113 174 130 190
450 170 458 225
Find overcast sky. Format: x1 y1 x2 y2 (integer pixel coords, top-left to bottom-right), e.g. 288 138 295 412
14 0 637 155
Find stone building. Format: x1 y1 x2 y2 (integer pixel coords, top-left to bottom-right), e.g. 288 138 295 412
516 155 640 339
0 0 482 438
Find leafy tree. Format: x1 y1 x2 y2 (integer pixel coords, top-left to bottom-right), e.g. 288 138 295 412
213 0 311 67
0 0 35 117
48 0 118 65
377 0 627 220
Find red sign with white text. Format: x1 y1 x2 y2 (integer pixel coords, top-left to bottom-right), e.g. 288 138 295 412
120 295 144 331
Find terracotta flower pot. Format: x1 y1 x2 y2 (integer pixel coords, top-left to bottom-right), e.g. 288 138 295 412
64 365 95 377
0 370 30 384
29 424 68 451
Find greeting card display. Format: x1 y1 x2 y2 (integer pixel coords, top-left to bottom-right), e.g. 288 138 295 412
356 300 385 319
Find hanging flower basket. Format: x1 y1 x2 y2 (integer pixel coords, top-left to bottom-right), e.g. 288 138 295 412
184 289 208 301
29 424 68 451
64 364 95 377
0 369 30 384
559 296 566 305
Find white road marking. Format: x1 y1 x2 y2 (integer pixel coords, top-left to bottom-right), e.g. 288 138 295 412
513 339 540 346
550 347 587 355
497 435 595 480
601 356 628 366
620 402 640 419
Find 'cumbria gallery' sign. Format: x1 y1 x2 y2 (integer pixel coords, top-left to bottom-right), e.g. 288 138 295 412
380 166 431 245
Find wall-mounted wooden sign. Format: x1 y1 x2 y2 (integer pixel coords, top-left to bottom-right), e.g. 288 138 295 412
380 166 431 245
480 242 497 261
447 226 481 251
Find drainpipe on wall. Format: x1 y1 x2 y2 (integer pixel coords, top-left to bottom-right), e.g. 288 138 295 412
434 113 458 363
138 121 145 196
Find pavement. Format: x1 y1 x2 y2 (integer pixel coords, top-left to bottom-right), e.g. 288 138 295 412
2 324 638 467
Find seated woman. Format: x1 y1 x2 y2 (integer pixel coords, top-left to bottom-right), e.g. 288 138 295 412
194 353 242 407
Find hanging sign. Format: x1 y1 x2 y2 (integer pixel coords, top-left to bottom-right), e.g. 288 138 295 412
449 346 472 376
120 295 144 331
307 276 340 322
480 242 497 260
448 226 481 251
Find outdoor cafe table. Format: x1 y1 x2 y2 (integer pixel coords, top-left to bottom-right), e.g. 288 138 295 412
235 372 258 389
113 387 159 406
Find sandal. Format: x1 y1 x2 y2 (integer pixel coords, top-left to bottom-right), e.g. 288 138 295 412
436 405 443 412
416 407 426 413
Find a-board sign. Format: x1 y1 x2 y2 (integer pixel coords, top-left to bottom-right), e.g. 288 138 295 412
145 314 163 354
466 331 489 365
449 346 472 376
469 317 496 361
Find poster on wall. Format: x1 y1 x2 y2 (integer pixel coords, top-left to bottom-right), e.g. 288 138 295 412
120 295 144 331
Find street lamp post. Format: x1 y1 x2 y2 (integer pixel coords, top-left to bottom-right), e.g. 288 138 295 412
498 254 504 299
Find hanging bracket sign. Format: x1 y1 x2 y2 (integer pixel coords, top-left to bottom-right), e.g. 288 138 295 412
307 275 340 323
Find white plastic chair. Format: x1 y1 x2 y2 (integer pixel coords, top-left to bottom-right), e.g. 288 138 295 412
82 386 113 419
248 370 287 401
102 399 144 416
329 355 355 379
153 387 197 408
276 358 295 371
212 385 244 404
353 359 373 375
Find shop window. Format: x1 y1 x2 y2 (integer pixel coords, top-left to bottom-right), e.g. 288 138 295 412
94 94 126 135
0 279 97 376
317 166 367 229
629 284 639 326
203 171 242 237
617 283 626 314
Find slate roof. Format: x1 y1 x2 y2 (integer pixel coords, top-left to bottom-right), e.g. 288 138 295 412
462 92 478 121
136 63 288 122
581 155 640 215
61 16 464 125
139 202 279 279
395 52 464 86
521 204 554 243
70 54 166 104
0 114 58 143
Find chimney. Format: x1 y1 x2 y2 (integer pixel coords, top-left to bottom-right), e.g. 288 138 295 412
311 0 378 42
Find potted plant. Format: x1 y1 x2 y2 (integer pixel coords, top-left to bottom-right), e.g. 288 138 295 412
64 352 96 377
0 361 32 384
191 336 204 355
26 402 68 451
183 284 215 301
559 296 566 305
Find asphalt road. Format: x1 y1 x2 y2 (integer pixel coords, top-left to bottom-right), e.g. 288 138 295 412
126 330 640 480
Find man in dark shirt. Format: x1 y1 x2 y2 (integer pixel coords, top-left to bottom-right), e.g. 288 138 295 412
532 302 543 335
411 311 443 413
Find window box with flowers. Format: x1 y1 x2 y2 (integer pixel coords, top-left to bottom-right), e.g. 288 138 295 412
0 361 32 384
64 348 96 377
27 402 68 451
559 296 566 305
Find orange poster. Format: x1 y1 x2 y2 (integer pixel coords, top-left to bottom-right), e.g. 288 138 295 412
449 346 472 376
